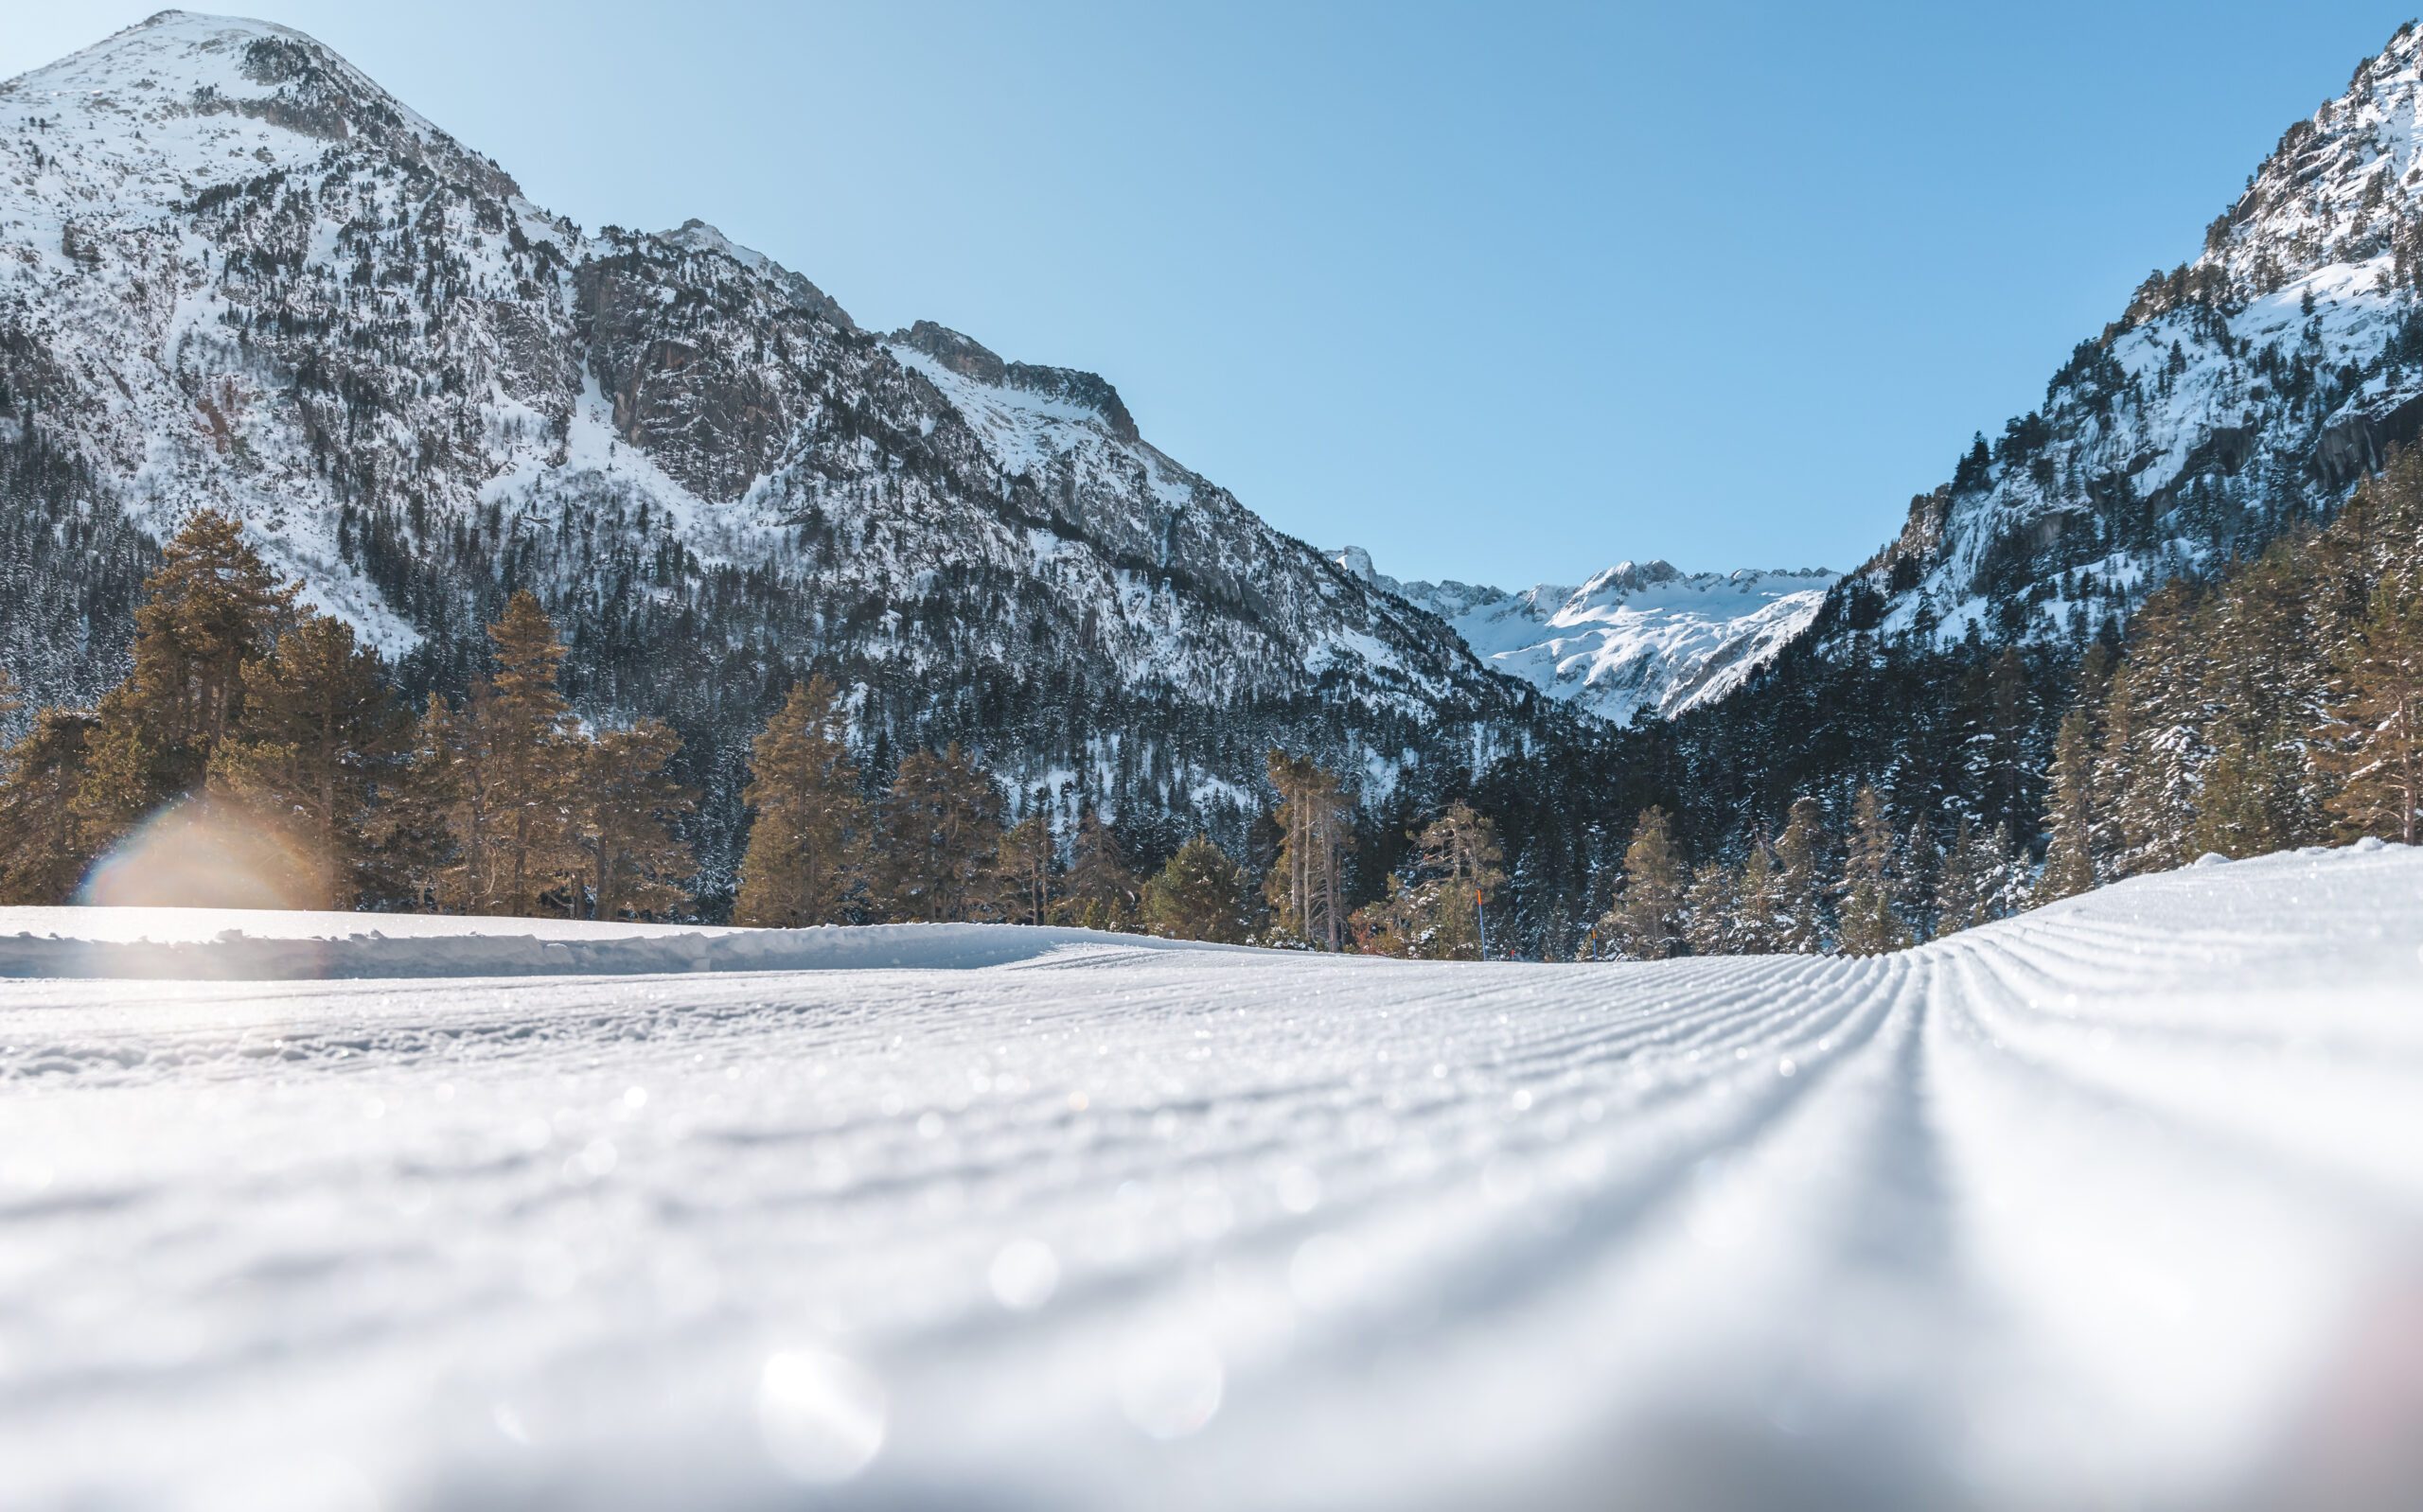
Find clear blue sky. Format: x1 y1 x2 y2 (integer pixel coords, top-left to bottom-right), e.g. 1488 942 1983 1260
9 3 2414 585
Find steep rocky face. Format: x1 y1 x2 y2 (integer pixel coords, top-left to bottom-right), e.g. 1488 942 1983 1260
1335 548 1836 724
0 10 1539 894
1839 21 2423 646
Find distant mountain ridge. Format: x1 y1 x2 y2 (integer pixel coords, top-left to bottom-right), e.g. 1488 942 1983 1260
1332 547 1836 724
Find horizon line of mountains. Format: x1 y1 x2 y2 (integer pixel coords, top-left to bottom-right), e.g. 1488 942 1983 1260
6 9 2422 941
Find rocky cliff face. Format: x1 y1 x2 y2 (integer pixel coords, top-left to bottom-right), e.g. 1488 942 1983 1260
1836 20 2423 647
0 11 1543 889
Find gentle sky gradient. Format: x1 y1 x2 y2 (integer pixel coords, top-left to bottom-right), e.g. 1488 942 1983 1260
7 3 2414 585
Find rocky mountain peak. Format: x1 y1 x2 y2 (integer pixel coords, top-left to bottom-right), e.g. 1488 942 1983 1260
656 220 855 330
4 9 522 206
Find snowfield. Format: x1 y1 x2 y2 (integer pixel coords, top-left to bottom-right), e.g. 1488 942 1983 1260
5 847 2423 1510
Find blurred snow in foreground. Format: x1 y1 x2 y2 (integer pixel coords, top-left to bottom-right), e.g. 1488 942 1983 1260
4 845 2422 1510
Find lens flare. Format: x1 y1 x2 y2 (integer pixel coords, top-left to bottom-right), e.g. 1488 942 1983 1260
80 798 332 911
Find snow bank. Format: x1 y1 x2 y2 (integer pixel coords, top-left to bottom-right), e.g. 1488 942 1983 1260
4 844 2421 1511
0 907 1247 979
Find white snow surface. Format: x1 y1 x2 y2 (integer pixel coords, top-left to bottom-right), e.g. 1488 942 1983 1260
7 845 2423 1510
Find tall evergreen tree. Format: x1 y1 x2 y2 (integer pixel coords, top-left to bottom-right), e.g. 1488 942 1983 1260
1057 805 1140 931
1771 796 1831 954
1263 752 1354 951
1598 805 1684 960
114 509 297 793
0 710 99 905
2321 571 2423 842
1352 801 1506 959
1835 785 1909 957
996 806 1058 926
1735 837 1784 954
882 742 1004 923
207 613 406 908
1682 858 1742 956
1937 816 2024 934
734 675 873 927
418 592 584 915
578 720 696 920
2037 703 2101 901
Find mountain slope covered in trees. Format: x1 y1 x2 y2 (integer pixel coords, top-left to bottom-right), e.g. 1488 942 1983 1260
0 10 1545 903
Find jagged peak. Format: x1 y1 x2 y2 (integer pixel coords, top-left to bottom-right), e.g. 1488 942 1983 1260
654 220 855 329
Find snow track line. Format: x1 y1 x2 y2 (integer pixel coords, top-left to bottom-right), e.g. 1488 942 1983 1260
3 848 2421 1510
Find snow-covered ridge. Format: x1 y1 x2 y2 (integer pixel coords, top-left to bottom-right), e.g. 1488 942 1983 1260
1334 546 1837 722
6 842 2420 1508
1848 19 2423 646
0 907 1247 978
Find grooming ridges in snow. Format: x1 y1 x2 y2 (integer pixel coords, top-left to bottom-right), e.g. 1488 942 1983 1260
5 841 2420 1509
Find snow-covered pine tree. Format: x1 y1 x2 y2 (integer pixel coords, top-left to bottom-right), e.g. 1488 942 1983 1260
2320 571 2423 842
1835 785 1909 957
1772 797 1830 954
1597 805 1683 960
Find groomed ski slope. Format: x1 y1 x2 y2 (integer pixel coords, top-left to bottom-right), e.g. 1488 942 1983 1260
4 844 2421 1510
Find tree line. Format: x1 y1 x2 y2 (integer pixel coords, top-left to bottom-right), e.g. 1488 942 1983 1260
0 512 1462 949
1582 445 2423 958
5 451 2416 956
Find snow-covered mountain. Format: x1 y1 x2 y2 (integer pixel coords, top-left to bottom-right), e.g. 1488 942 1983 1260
0 11 1541 878
1332 547 1835 724
1839 19 2423 645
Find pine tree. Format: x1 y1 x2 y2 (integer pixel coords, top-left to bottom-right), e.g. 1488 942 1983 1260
1682 859 1742 956
207 613 406 908
1936 816 2023 934
996 807 1058 926
2037 703 2101 900
1736 837 1784 953
1141 835 1249 943
1351 802 1505 959
70 512 297 856
882 742 1004 923
2102 584 2205 877
734 675 873 927
578 720 695 920
0 710 99 905
1406 801 1506 959
1835 785 1909 956
1771 796 1830 953
1057 805 1140 931
1597 805 1684 959
2320 571 2423 842
419 592 584 915
115 509 297 792
1263 752 1354 951
380 694 467 910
